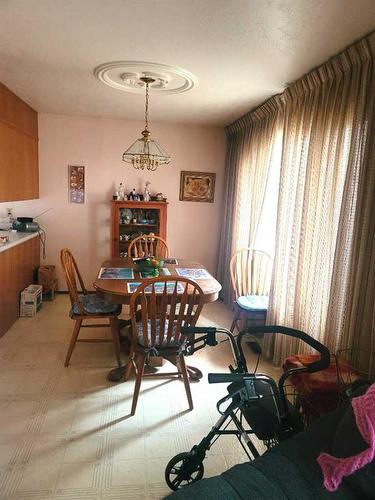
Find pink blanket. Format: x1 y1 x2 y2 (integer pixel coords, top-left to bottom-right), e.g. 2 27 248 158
317 383 375 491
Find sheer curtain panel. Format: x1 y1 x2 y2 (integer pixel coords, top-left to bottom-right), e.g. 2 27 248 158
217 98 283 305
265 36 375 369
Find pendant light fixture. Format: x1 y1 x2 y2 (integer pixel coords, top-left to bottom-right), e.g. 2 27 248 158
122 76 170 171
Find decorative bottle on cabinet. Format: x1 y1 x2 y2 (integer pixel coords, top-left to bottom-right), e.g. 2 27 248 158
111 200 168 258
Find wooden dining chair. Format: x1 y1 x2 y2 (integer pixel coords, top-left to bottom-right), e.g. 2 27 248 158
60 248 123 367
229 248 273 333
125 276 205 415
128 234 169 259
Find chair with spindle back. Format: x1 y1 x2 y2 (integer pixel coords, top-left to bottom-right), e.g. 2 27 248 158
229 248 273 333
126 276 205 415
127 234 169 259
60 248 123 367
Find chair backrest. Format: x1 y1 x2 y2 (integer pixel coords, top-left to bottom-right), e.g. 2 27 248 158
129 276 204 348
60 248 87 315
230 248 273 299
128 234 169 259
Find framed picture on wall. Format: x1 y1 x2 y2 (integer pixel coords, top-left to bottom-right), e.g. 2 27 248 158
68 165 85 204
179 171 216 203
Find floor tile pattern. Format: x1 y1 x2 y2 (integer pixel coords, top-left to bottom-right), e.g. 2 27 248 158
0 296 279 499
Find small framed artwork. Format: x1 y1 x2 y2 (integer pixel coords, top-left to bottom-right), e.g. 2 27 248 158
179 171 216 203
68 165 85 204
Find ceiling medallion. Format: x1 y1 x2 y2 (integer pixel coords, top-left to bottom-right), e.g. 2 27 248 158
93 61 198 94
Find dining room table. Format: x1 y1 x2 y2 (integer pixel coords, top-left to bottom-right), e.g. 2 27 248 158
93 257 222 382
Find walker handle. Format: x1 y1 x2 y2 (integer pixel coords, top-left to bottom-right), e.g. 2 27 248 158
181 326 217 335
208 373 248 384
239 326 330 373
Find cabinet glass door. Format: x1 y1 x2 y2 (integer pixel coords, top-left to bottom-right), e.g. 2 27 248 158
118 207 160 258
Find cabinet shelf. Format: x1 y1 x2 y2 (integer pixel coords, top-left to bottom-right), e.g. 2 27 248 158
119 223 158 227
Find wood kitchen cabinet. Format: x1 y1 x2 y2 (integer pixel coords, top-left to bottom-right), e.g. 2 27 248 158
0 236 40 337
0 82 39 202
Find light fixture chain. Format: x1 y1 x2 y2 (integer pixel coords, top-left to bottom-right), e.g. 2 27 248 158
145 82 149 131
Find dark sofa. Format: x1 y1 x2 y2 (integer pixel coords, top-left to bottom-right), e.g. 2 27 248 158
165 391 375 499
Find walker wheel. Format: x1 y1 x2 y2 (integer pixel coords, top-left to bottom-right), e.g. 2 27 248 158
165 452 204 490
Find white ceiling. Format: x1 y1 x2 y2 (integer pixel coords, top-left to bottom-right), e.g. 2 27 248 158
0 0 374 126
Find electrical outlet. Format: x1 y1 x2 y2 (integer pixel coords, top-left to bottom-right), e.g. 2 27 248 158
6 208 13 217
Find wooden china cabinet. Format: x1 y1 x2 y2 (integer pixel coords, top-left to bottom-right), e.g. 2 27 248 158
111 200 168 258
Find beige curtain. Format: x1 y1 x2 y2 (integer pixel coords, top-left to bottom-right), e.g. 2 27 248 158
325 37 375 376
265 36 375 368
217 98 282 304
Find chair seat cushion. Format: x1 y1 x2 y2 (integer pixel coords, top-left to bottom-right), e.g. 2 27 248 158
136 320 182 348
236 294 269 311
72 294 121 315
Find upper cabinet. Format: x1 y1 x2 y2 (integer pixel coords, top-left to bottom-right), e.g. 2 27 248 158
0 82 39 202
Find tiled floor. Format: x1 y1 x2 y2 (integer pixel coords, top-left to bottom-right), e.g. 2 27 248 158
0 295 280 499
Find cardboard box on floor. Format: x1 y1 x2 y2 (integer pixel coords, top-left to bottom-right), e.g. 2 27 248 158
38 265 56 287
38 265 58 301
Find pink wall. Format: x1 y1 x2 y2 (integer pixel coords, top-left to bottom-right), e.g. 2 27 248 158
0 114 226 289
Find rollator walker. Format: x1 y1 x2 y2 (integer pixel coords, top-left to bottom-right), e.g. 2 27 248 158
165 325 330 491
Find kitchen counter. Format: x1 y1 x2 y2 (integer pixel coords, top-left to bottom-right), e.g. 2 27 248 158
0 230 39 253
0 232 40 336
